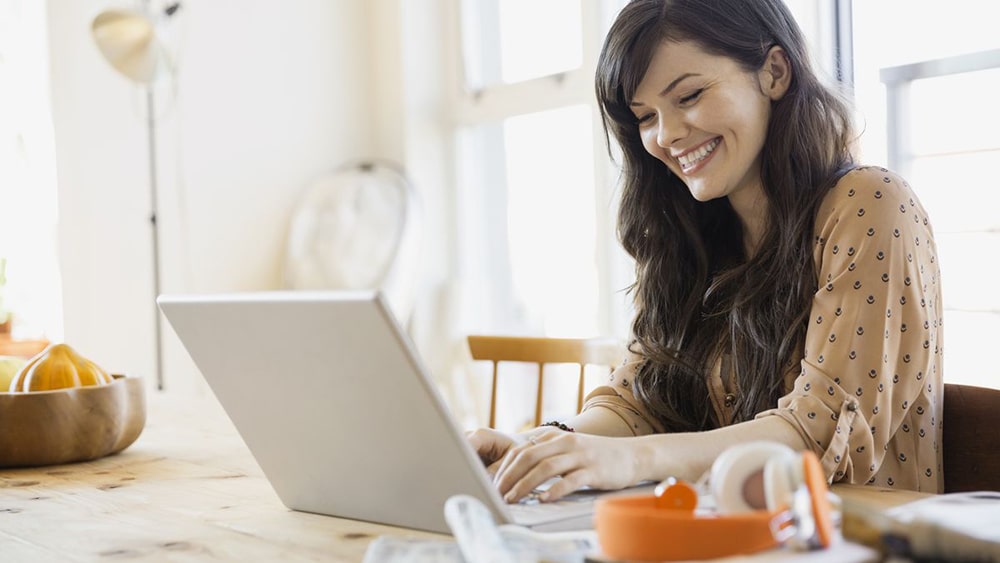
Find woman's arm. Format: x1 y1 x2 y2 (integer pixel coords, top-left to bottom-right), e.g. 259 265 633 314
466 351 664 473
547 405 639 436
465 406 637 477
753 167 944 491
492 414 807 503
467 359 659 471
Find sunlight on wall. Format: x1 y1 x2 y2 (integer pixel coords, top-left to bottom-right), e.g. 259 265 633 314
0 1 63 340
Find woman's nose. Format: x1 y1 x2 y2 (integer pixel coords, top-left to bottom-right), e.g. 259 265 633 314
657 113 687 148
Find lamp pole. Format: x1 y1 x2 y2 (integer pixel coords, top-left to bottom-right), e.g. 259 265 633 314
91 2 181 391
146 86 164 391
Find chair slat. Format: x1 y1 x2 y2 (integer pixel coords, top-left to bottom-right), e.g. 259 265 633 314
468 335 623 429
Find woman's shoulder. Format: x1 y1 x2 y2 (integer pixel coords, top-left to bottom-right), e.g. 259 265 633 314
828 165 916 202
816 165 925 232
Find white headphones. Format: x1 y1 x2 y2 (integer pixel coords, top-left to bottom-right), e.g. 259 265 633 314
711 441 804 512
709 441 835 549
595 440 835 561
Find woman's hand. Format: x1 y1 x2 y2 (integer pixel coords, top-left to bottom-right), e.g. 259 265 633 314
465 427 523 476
491 430 644 503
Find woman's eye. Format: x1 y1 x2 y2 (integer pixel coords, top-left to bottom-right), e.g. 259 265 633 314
636 113 655 125
679 89 704 105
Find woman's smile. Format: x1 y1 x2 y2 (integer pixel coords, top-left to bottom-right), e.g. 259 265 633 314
676 137 721 174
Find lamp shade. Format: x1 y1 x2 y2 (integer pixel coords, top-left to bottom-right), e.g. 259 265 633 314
91 9 164 84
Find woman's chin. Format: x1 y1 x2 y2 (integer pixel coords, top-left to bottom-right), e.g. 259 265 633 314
686 184 723 203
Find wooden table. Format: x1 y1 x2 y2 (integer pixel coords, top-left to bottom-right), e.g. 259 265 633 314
0 389 444 561
0 388 930 562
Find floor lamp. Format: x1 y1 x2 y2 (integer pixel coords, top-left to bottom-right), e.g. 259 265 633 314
91 4 180 390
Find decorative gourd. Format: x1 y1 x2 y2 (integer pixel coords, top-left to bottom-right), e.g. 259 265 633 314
9 343 113 392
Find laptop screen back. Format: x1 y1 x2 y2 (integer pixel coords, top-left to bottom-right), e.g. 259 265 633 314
157 290 508 533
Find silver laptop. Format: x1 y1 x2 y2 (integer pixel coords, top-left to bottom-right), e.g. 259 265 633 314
157 290 605 534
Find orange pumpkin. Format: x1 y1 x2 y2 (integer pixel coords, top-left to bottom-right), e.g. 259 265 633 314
9 343 113 392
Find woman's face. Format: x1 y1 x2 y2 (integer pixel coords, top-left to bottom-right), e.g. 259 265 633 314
630 40 788 206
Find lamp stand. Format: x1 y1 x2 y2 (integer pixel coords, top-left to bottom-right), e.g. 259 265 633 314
146 87 164 391
90 2 183 392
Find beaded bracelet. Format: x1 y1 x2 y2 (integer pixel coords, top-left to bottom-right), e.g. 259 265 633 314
541 420 575 432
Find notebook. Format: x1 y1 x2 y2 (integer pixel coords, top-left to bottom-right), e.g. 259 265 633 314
157 290 610 534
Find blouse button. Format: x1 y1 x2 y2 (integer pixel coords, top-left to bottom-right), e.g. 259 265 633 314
847 402 858 412
724 393 736 408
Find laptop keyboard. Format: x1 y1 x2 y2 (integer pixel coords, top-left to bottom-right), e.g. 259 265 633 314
506 489 602 527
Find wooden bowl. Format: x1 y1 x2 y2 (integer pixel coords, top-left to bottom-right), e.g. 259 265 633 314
0 374 145 468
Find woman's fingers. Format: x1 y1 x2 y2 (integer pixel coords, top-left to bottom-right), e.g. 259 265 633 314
493 432 580 502
472 428 637 503
491 431 547 485
492 432 549 488
536 469 590 502
502 453 582 503
491 433 643 503
486 459 503 478
466 427 513 466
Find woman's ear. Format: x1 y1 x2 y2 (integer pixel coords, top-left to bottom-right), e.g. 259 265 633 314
759 45 792 101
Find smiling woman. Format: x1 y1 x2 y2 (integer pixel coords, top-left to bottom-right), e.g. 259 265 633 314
466 0 943 505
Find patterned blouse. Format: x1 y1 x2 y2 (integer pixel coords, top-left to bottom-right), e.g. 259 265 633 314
582 166 944 493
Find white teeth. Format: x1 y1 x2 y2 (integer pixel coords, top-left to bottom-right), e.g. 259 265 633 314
678 138 720 170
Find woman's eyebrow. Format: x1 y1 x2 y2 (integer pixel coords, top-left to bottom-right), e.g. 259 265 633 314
630 73 701 107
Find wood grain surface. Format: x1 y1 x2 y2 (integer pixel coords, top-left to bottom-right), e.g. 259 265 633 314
0 388 443 562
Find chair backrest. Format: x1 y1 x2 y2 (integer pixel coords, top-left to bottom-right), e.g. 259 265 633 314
466 335 623 429
943 383 1000 492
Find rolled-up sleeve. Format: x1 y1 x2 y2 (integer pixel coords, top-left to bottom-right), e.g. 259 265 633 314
581 350 665 436
757 167 943 490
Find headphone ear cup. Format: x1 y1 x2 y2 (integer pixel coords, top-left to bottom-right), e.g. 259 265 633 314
711 441 796 514
764 450 835 549
762 451 803 511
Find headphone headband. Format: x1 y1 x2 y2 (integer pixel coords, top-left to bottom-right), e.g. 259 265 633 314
595 495 782 561
594 446 834 561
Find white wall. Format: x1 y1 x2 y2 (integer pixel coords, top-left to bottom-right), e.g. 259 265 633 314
47 0 382 395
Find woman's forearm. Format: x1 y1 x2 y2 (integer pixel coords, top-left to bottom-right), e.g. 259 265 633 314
524 409 809 488
633 416 810 483
542 406 639 437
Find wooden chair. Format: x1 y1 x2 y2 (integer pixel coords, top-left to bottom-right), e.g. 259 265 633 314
943 383 1000 492
466 335 623 429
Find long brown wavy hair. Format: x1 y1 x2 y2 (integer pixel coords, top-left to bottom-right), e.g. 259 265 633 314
596 0 856 431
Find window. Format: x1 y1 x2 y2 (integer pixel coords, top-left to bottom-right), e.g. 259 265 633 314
460 0 584 88
453 0 628 344
853 1 1000 389
456 105 601 337
450 0 623 431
